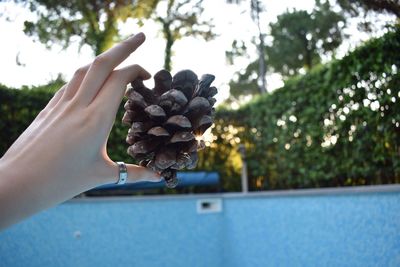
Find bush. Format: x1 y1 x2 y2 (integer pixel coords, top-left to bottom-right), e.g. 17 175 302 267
205 27 400 190
0 85 52 154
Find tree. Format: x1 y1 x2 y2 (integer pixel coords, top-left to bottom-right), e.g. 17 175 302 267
226 0 267 94
12 0 214 70
228 61 260 98
336 0 399 33
266 1 346 76
337 0 400 18
17 0 159 55
137 0 215 71
251 0 267 94
228 1 346 100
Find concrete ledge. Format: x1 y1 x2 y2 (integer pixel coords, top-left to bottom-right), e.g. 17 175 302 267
68 184 400 203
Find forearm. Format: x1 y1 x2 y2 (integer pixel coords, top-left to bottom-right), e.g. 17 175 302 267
0 156 114 230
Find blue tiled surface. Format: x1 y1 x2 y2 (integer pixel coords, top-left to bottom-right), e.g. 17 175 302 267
0 189 399 267
222 192 400 267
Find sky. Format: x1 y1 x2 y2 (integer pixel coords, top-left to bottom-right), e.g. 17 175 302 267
0 0 394 104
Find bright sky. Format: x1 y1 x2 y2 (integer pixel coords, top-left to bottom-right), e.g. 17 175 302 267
0 0 394 104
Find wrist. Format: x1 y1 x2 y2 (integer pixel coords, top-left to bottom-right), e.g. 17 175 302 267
95 159 119 185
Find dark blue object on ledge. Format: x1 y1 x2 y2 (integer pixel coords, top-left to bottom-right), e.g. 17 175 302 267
95 171 220 190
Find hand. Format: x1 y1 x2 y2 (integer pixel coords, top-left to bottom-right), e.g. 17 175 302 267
0 32 160 230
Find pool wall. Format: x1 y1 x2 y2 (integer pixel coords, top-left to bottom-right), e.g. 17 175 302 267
1 185 399 267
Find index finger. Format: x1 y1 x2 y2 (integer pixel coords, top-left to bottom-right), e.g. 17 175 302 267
74 32 146 106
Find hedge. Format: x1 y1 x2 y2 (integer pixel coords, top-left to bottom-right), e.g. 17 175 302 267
208 27 400 190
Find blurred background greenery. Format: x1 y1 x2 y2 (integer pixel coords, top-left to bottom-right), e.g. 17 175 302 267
0 0 399 193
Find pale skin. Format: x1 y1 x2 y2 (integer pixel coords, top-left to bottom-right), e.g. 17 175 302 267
0 33 161 230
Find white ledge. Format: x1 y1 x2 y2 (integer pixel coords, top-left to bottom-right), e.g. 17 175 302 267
67 184 400 203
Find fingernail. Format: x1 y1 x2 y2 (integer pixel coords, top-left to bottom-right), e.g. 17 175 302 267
135 32 145 41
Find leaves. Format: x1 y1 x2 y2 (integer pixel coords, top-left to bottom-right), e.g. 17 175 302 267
267 2 346 75
229 2 346 99
200 27 400 190
151 0 216 70
17 0 160 55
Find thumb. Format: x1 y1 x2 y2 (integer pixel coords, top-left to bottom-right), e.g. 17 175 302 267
125 163 162 183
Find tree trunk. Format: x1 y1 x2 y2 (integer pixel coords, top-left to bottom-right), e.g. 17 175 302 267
95 13 117 55
305 49 312 70
363 0 400 18
258 32 267 94
95 31 114 55
253 0 267 94
163 23 174 72
302 36 313 70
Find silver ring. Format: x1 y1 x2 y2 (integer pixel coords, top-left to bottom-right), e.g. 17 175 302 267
116 162 128 185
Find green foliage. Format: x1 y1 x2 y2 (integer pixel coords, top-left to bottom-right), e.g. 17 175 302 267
337 0 400 18
16 0 214 70
140 0 215 71
17 0 157 55
21 75 66 93
267 1 346 75
205 27 400 190
0 84 52 155
225 40 247 65
334 0 399 33
228 61 260 99
229 1 346 99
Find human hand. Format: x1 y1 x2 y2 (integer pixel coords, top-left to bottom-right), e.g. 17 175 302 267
0 33 160 229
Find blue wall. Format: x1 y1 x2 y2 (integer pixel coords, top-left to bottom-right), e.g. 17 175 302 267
1 186 400 267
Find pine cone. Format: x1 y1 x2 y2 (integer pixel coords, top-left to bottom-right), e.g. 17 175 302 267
122 69 217 188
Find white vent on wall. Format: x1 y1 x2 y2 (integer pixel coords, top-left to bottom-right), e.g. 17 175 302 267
197 198 222 214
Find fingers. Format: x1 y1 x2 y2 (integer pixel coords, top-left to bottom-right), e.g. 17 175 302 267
42 85 66 112
75 33 146 106
91 64 151 115
62 64 90 101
